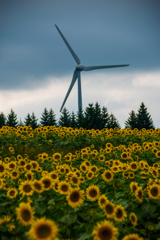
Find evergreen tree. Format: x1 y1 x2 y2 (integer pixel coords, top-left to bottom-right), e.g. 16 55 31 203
58 108 71 127
0 112 6 128
101 106 110 129
31 112 38 129
48 109 56 126
6 109 18 127
18 118 24 126
125 110 137 129
136 102 155 130
76 109 84 128
107 113 121 129
84 103 95 129
40 108 49 126
24 113 32 126
94 102 102 129
70 111 77 128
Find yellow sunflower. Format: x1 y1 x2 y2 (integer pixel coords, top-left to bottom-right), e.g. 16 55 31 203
53 153 61 162
130 162 139 171
98 195 108 209
129 212 138 227
114 205 127 222
19 180 33 196
130 182 138 193
40 176 53 191
0 178 3 189
70 174 80 186
103 201 116 218
86 185 100 201
122 233 143 240
7 188 18 199
10 170 19 180
102 170 113 182
58 181 71 195
27 217 59 240
0 161 6 176
66 188 84 208
148 184 160 200
135 186 143 202
16 202 34 226
92 220 118 240
50 171 59 181
86 171 94 180
32 180 44 193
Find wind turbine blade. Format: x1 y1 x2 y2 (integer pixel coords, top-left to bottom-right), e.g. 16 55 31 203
83 64 129 71
55 25 81 65
60 70 78 112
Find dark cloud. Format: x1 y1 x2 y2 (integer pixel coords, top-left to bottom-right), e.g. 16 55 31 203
0 0 160 90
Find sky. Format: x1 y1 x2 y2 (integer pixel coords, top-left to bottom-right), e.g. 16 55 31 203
0 0 160 128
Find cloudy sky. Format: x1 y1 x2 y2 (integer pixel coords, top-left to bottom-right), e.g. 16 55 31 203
1 0 160 128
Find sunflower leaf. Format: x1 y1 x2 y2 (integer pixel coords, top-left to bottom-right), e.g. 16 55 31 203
77 232 93 240
35 203 47 215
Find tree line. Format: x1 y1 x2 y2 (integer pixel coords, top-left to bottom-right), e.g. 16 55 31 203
0 102 155 130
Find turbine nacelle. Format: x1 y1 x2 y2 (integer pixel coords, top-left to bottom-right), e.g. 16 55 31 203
76 64 84 71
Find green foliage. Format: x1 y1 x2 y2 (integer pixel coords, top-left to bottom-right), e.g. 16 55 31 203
58 107 71 127
6 109 18 127
125 110 137 129
0 112 6 128
107 113 121 129
40 107 49 126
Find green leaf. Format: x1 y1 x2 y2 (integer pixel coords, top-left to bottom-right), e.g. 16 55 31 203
77 232 93 240
59 212 77 225
35 203 47 215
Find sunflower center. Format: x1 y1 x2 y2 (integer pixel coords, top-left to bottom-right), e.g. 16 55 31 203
89 189 97 198
34 183 42 190
43 180 51 188
99 227 112 240
13 172 18 176
72 177 78 183
70 191 80 202
0 165 5 172
151 187 158 196
105 204 114 214
22 209 31 222
23 184 32 193
116 209 123 218
10 190 15 196
106 173 111 179
61 185 68 192
36 224 52 238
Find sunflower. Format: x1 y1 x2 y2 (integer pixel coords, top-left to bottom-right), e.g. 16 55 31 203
50 171 59 181
70 174 80 186
27 217 59 240
41 176 53 191
53 180 59 192
148 184 160 200
103 201 116 218
7 188 18 199
98 195 108 209
152 168 158 178
31 161 39 170
92 220 118 240
102 170 113 182
0 161 6 176
121 152 128 160
114 205 127 222
130 162 139 171
122 233 143 240
25 171 34 181
0 179 3 189
58 181 71 195
129 212 138 227
135 186 143 202
80 164 87 173
86 171 94 180
53 153 61 162
99 154 105 162
16 202 34 226
66 188 84 208
8 161 16 170
19 180 33 196
25 163 32 171
130 182 138 193
32 180 44 193
10 170 19 180
156 151 160 158
86 185 100 201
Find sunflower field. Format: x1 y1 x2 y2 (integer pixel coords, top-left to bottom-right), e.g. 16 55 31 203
0 125 160 240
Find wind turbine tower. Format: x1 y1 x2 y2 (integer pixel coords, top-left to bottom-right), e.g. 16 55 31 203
55 25 129 112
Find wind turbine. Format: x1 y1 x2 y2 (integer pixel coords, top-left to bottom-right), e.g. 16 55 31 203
55 25 129 112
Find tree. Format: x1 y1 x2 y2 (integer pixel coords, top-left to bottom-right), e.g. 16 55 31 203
83 103 95 129
40 108 49 126
58 108 71 127
24 113 32 126
31 112 38 129
136 102 155 130
107 113 121 129
18 118 24 126
100 106 110 129
48 109 56 126
70 111 77 128
93 102 102 129
0 112 6 128
76 109 84 128
125 110 137 129
6 109 18 128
